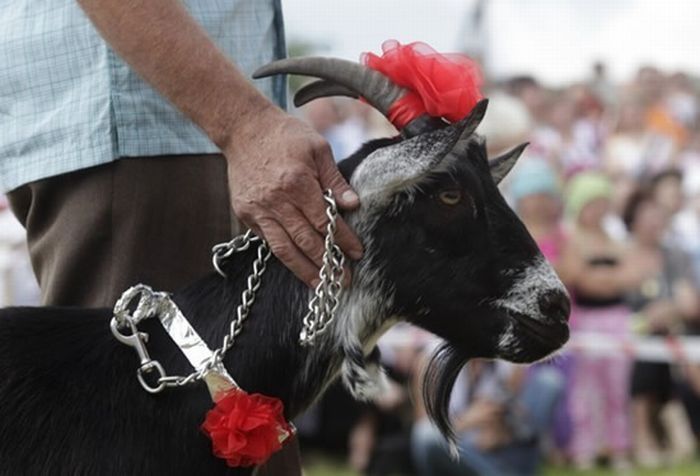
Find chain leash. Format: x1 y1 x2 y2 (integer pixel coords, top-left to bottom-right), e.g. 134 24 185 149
111 190 346 393
300 193 345 345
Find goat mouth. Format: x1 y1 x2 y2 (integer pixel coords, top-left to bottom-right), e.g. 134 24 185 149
513 314 569 349
509 311 569 349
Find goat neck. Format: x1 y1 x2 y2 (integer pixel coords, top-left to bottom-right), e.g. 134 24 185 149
170 246 387 417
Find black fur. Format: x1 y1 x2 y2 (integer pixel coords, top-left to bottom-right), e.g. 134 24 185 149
0 121 569 474
343 136 566 442
0 140 389 476
422 343 471 443
0 255 315 476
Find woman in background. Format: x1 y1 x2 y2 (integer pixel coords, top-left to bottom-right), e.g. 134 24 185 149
624 187 699 467
510 160 566 263
558 173 636 470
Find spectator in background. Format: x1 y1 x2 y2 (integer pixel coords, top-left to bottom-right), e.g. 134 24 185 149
525 92 576 179
411 359 563 476
510 160 565 263
301 98 345 158
558 173 635 470
0 195 40 306
509 160 574 457
665 73 698 132
650 169 687 243
302 97 375 162
672 154 700 282
675 329 700 448
658 167 686 204
604 94 650 178
559 86 607 176
624 187 700 467
506 76 546 124
477 92 532 158
640 67 687 173
589 61 616 109
679 199 700 285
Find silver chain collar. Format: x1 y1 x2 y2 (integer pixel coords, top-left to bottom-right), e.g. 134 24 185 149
111 190 346 394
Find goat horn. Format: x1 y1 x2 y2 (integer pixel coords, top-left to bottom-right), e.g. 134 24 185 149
293 80 447 136
443 98 490 158
294 79 359 107
489 142 529 184
253 57 404 118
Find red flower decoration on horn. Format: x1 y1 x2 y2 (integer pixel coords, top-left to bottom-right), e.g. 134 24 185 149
362 40 483 129
201 389 294 467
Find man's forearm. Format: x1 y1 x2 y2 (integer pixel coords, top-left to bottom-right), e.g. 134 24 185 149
77 0 274 151
78 0 365 286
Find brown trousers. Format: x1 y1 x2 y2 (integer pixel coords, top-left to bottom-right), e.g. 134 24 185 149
7 154 301 475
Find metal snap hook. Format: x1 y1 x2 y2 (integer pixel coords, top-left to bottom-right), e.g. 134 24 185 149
137 360 167 394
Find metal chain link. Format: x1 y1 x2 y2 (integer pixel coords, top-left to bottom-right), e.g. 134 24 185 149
211 230 261 278
112 190 345 392
157 230 273 389
299 192 345 345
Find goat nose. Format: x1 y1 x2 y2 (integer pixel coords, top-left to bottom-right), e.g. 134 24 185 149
538 291 570 323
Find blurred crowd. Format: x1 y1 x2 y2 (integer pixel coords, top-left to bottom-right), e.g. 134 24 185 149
296 63 700 475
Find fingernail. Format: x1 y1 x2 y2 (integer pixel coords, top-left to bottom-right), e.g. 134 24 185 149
348 248 363 260
342 190 359 204
311 278 321 289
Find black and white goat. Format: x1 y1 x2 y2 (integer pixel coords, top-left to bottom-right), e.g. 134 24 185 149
0 59 569 476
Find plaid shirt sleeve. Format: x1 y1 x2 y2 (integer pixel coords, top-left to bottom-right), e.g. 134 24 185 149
0 0 287 192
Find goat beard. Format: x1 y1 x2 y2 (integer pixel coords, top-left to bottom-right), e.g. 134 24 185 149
422 343 471 449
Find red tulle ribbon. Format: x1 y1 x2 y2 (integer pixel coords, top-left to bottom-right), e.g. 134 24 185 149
361 40 483 129
201 389 293 467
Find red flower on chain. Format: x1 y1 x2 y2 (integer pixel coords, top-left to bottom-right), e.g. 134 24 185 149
201 389 293 467
362 40 483 129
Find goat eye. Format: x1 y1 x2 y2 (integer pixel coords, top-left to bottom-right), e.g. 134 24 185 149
438 190 462 205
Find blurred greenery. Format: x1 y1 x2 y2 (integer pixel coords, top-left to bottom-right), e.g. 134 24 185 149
543 462 700 476
303 456 700 476
305 461 358 476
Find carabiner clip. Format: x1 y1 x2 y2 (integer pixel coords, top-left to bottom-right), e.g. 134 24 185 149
137 360 167 394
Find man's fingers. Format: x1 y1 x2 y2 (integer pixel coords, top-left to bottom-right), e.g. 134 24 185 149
227 119 365 287
295 187 364 261
312 145 363 260
314 141 360 210
277 205 326 269
258 218 320 287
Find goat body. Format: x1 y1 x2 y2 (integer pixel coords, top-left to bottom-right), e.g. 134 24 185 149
0 252 322 476
0 106 570 475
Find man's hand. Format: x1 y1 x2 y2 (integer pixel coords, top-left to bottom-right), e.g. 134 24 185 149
226 105 363 287
77 0 364 286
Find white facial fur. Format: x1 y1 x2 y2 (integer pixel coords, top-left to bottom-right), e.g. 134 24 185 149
350 126 462 202
493 257 567 320
315 128 563 399
490 258 568 358
318 129 466 401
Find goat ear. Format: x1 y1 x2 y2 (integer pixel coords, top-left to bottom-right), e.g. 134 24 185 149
460 98 489 138
489 142 528 184
444 99 489 160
